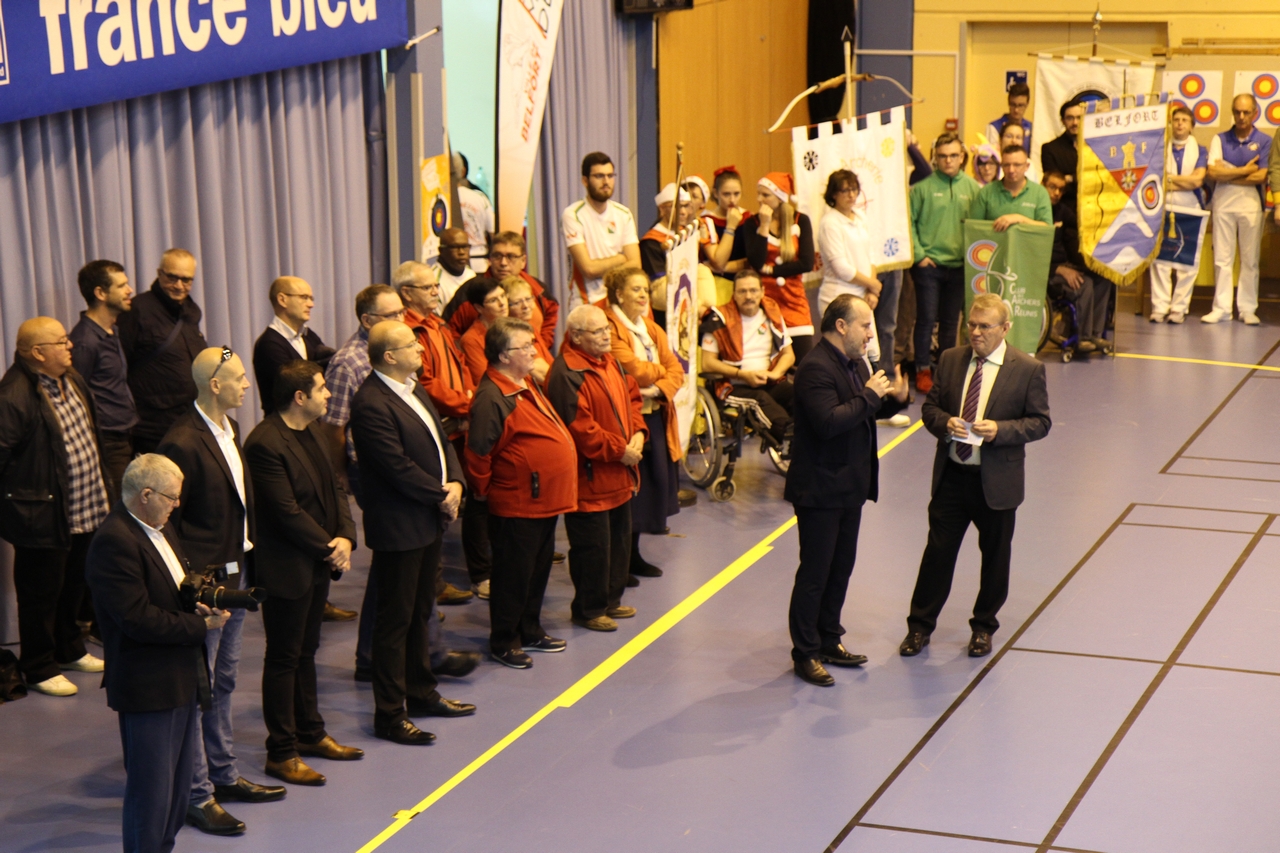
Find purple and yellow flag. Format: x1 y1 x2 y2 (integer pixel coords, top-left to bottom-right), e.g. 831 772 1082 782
1078 95 1168 285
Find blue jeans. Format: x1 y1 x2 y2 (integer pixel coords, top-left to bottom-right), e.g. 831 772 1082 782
119 700 199 853
873 269 902 370
190 604 244 804
912 264 965 372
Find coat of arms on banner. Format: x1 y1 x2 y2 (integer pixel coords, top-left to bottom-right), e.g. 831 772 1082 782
665 227 700 455
1163 71 1223 126
1234 71 1280 128
1078 95 1168 285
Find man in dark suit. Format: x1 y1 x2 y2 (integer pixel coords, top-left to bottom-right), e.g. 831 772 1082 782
349 321 476 746
158 347 284 835
900 292 1051 659
245 360 363 787
84 454 227 853
785 296 909 686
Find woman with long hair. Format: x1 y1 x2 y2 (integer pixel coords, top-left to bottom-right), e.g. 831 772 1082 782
972 143 1000 186
815 169 882 364
744 172 816 362
701 167 749 286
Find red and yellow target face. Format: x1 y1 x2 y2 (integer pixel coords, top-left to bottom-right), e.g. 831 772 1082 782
1193 100 1218 125
1179 74 1206 99
1267 101 1280 126
1253 74 1279 100
1141 183 1159 208
970 273 988 295
967 240 998 270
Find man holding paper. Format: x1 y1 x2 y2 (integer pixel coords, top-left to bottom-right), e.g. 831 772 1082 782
899 293 1050 659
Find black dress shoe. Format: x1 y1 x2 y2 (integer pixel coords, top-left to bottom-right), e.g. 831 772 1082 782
407 697 477 717
434 650 481 679
323 601 357 622
899 631 931 657
213 776 286 803
626 574 640 588
297 734 364 761
630 560 663 578
794 658 835 687
818 644 869 667
968 631 993 657
374 719 436 745
186 801 246 835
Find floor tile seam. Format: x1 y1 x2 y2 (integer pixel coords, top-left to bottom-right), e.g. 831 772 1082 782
1130 501 1270 516
854 822 1111 853
1033 514 1277 853
1164 470 1280 484
1118 521 1257 535
1179 454 1280 467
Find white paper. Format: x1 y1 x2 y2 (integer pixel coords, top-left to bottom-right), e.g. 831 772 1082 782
954 420 984 447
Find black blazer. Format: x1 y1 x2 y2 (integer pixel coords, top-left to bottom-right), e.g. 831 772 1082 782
784 338 905 509
252 326 335 414
244 414 357 600
85 505 209 714
349 372 463 552
922 344 1051 511
157 406 255 575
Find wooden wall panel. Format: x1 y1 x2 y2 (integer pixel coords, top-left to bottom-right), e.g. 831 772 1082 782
656 0 809 208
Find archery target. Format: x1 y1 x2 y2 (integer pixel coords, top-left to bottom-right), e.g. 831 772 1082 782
1163 71 1223 126
1235 71 1280 128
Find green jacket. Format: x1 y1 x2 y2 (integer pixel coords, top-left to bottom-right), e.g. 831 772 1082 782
909 171 981 266
970 179 1054 227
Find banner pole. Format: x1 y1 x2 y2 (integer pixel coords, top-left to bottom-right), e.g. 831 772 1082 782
668 143 685 235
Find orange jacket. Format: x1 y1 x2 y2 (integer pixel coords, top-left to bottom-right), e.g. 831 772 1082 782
460 320 489 388
546 340 646 513
447 271 558 351
699 296 788 371
465 367 578 518
605 307 685 462
405 308 473 432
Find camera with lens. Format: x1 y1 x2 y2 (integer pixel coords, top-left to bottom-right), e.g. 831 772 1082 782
179 566 267 613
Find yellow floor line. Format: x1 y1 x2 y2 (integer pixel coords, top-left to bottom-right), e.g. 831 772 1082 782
356 413 927 851
1114 352 1280 373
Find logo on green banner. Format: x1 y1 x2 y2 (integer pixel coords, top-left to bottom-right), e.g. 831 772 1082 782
963 221 1055 355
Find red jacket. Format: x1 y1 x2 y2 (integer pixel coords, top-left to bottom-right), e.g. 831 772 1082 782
464 367 578 518
460 320 489 388
448 271 559 351
546 340 646 513
699 296 788 371
405 308 473 434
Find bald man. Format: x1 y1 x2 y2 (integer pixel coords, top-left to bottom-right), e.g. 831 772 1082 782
0 317 110 696
252 276 336 415
158 348 284 834
433 227 477 309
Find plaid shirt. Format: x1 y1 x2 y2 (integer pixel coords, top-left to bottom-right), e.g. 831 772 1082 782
38 374 109 535
321 329 371 465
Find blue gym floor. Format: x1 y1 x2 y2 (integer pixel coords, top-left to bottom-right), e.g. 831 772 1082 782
6 305 1280 853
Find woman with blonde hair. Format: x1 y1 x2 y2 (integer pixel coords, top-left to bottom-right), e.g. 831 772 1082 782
502 276 553 386
744 172 816 362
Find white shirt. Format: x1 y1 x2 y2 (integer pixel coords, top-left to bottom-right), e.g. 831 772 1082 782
1207 134 1263 214
375 370 449 478
195 405 253 554
269 315 308 359
818 210 874 293
458 185 496 272
129 511 187 589
949 340 1006 466
562 199 639 305
701 310 791 376
432 264 476 312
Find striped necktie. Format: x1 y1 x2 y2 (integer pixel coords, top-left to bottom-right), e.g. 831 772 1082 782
956 357 985 462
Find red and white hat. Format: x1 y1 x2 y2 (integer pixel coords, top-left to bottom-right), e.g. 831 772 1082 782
654 182 691 207
757 172 794 203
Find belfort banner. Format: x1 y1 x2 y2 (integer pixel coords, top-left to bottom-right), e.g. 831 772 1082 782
963 221 1054 356
665 226 699 457
0 1 408 125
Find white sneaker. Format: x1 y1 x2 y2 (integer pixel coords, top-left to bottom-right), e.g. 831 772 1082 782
1168 312 1185 324
876 414 911 428
1242 312 1261 326
31 674 78 696
61 653 104 673
1149 313 1167 323
1201 310 1228 324
472 579 490 600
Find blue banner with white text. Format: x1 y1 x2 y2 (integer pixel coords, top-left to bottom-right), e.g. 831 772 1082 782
0 0 407 125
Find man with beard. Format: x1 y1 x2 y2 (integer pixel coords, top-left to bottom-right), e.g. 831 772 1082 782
562 152 640 309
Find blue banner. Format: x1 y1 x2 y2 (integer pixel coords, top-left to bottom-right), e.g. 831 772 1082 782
0 1 407 125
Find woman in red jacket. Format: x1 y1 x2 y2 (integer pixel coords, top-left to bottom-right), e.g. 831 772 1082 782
744 172 816 362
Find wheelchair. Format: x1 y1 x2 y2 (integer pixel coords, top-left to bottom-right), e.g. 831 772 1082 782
682 374 791 503
1045 295 1114 362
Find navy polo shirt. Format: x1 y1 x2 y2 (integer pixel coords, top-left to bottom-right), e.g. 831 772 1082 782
70 313 138 432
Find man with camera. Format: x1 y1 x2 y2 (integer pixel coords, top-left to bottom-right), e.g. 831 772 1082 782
85 454 227 853
158 347 284 834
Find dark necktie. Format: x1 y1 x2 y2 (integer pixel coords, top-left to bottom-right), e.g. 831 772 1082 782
956 357 985 462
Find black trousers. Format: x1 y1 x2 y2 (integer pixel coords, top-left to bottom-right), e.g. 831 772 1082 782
789 504 863 661
118 699 199 853
371 542 442 727
565 503 631 620
1049 272 1112 340
452 437 492 585
907 462 1017 636
261 571 330 761
730 381 794 440
13 532 93 683
99 429 134 506
488 514 557 652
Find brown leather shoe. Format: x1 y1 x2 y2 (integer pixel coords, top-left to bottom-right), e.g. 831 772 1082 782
605 605 636 619
436 583 474 606
323 601 357 622
264 757 326 786
297 734 364 761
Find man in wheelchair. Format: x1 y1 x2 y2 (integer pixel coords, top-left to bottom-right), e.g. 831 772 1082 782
1044 171 1113 355
699 269 795 448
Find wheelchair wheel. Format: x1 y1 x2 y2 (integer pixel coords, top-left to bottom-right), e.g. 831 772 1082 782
683 386 723 488
1061 347 1073 363
709 476 736 502
1036 297 1052 352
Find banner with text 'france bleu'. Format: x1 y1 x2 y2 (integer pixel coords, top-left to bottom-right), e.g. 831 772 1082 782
0 1 408 125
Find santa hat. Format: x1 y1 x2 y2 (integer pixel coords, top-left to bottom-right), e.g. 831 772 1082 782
654 182 691 207
758 172 794 203
683 175 710 201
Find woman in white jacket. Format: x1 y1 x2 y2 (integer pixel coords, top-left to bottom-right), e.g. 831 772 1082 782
817 169 883 362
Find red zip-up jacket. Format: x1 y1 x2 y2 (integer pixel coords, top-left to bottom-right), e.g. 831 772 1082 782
405 308 473 436
447 271 559 351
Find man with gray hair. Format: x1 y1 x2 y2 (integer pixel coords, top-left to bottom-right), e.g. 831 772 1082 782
86 453 228 853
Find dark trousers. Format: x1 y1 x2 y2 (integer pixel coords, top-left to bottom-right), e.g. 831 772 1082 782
13 532 93 683
118 699 199 853
488 514 557 652
261 572 330 761
99 429 134 506
1049 272 1112 339
912 264 965 372
565 503 632 620
453 436 492 585
789 504 863 661
729 381 794 440
371 543 442 727
873 269 903 370
907 462 1017 636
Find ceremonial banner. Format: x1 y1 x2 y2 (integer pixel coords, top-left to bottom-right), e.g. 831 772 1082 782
963 221 1054 356
1078 95 1168 285
1031 55 1157 177
792 105 912 273
1233 71 1280 128
494 0 565 231
1155 205 1210 273
420 154 452 265
665 227 700 456
0 1 408 125
1163 71 1223 126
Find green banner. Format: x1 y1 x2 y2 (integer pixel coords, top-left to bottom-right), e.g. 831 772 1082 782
962 221 1055 355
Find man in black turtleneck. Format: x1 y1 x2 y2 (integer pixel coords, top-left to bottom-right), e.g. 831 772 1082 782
117 248 209 456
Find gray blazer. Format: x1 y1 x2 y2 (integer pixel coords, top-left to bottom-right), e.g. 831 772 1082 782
921 343 1050 511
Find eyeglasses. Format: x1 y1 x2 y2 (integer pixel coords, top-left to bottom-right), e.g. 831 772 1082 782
283 292 315 303
578 326 610 336
505 343 538 354
160 270 194 285
147 488 180 504
507 297 534 310
366 308 407 321
483 295 507 307
490 252 524 263
835 187 858 195
32 338 71 350
401 282 440 292
211 346 233 379
967 321 1003 332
